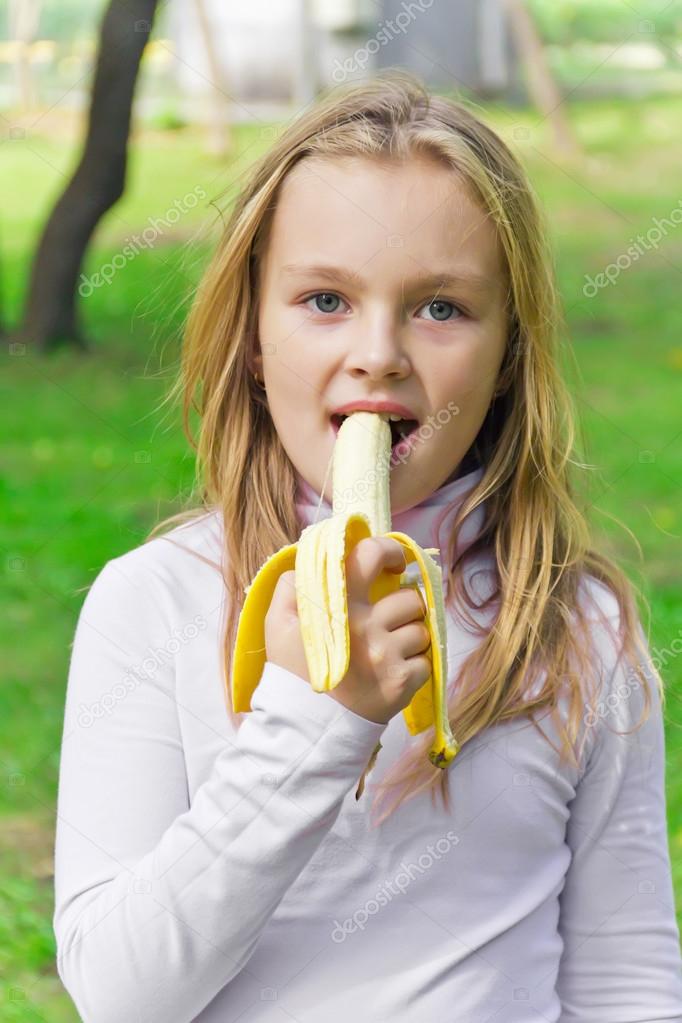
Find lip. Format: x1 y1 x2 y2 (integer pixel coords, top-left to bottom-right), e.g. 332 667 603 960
330 399 419 421
329 401 421 456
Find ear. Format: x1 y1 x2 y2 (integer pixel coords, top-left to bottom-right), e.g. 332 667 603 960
250 352 263 378
247 332 263 379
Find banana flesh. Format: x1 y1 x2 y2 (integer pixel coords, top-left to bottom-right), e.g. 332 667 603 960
231 411 460 770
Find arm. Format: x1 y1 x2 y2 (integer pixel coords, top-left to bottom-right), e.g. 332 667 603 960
557 623 682 1021
53 557 386 1023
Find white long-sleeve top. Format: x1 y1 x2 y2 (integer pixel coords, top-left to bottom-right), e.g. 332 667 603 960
53 464 682 1022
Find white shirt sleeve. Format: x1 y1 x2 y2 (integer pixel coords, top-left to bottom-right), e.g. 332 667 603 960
53 558 387 1023
556 622 682 1021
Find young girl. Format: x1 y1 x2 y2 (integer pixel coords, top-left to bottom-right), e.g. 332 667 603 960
53 71 682 1022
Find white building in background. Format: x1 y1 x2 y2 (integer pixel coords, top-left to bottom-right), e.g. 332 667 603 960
165 0 378 120
164 0 517 122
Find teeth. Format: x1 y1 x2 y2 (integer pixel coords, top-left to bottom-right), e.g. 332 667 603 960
337 411 408 422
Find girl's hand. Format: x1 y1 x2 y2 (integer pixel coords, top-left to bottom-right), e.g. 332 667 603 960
264 569 311 686
265 537 432 725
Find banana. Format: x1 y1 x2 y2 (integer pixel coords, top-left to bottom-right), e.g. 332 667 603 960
230 411 460 773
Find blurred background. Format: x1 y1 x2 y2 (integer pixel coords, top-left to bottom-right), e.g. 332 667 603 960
1 0 681 1017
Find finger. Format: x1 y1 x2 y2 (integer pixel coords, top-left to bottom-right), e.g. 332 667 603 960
384 653 431 691
345 536 406 604
392 621 432 658
267 569 298 621
373 585 427 631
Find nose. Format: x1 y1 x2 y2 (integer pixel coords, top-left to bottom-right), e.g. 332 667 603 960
345 315 411 382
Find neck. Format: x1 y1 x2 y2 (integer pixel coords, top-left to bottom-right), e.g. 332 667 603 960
294 460 487 580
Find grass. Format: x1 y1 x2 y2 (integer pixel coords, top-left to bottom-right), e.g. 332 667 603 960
1 95 682 1017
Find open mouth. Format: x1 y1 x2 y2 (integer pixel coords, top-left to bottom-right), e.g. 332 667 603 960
330 412 420 452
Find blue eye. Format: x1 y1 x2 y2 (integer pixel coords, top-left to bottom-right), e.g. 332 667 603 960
303 292 348 314
417 298 463 322
301 291 465 321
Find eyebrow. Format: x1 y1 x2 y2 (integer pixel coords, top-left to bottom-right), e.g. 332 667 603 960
281 262 493 294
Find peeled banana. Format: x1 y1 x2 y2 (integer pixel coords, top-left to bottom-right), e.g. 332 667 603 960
231 410 460 771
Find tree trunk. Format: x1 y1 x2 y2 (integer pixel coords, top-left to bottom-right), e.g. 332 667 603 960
17 0 160 353
504 0 580 159
192 0 233 158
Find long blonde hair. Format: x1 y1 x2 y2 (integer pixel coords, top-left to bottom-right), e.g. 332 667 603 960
146 69 661 826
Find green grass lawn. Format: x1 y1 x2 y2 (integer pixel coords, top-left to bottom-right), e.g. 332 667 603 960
1 96 681 1018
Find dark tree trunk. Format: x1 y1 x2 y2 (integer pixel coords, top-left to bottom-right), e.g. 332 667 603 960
17 0 160 353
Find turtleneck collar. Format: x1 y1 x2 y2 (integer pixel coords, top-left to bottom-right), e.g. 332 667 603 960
294 463 486 575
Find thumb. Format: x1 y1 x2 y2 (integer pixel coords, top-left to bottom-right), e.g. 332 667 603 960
269 569 299 620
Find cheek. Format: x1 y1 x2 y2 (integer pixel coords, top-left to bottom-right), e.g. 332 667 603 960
262 294 312 340
259 311 310 388
440 329 506 403
259 300 301 358
426 361 483 416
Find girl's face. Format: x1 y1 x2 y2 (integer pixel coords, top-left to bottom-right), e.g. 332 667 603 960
254 154 509 514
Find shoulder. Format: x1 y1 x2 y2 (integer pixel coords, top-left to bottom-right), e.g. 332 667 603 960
573 572 661 755
576 573 621 624
82 509 225 626
574 572 628 673
573 573 658 707
112 508 223 574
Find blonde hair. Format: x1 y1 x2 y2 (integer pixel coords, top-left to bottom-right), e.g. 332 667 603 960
146 69 662 827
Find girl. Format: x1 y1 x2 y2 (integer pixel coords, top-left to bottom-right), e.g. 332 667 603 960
53 71 682 1022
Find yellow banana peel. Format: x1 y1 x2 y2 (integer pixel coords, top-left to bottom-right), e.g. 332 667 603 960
231 411 460 774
